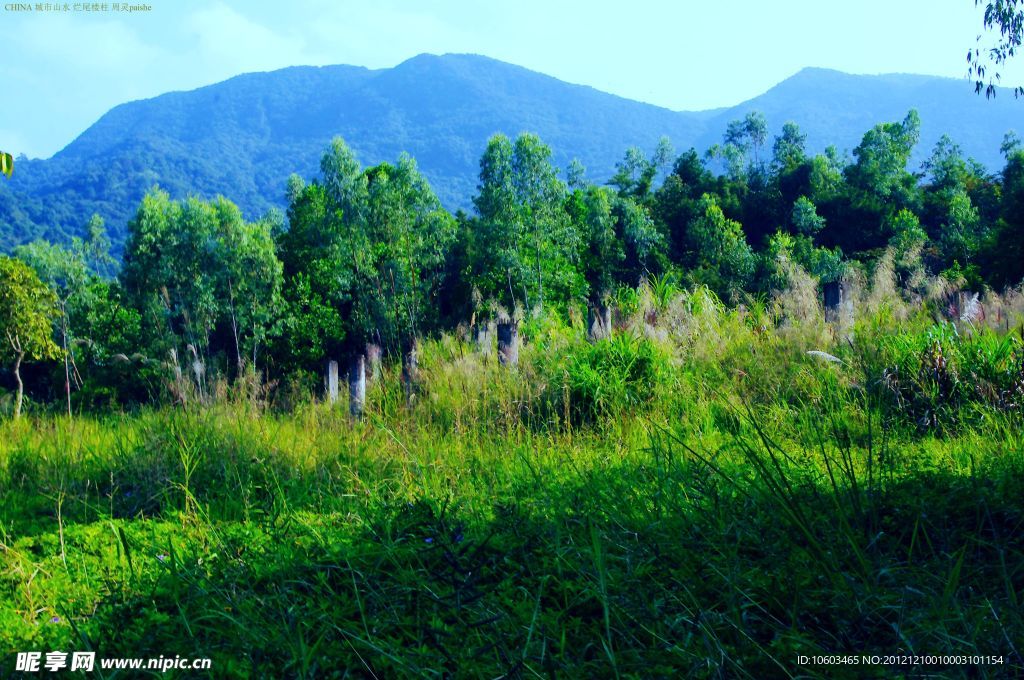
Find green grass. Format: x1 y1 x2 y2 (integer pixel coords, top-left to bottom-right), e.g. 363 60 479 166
2 287 1023 678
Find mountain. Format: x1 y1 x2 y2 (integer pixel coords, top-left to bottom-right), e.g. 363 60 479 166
1 54 1020 252
693 67 1022 170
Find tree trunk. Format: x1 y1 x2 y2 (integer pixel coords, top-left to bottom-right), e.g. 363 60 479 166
228 279 243 376
402 342 419 405
325 359 339 404
349 354 366 419
13 351 24 419
497 320 519 367
61 309 71 419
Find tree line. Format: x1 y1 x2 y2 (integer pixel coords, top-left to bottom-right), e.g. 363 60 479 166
3 110 1024 416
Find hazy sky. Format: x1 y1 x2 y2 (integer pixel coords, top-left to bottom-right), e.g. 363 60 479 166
2 0 1020 159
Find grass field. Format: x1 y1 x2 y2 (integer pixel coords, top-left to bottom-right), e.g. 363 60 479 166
2 277 1023 678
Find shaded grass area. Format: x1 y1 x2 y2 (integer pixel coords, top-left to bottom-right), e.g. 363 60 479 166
2 402 1022 678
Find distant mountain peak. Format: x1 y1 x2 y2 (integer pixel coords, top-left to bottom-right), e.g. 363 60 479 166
1 56 1019 253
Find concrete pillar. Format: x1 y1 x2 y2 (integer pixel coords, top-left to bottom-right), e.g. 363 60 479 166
475 322 492 356
348 355 366 418
823 280 843 324
365 342 382 385
588 305 612 341
402 343 419 405
325 359 339 404
497 320 519 367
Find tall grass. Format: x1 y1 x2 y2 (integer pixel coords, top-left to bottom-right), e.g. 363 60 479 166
1 267 1022 677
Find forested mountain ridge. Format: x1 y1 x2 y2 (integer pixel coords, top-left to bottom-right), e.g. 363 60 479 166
0 53 1019 251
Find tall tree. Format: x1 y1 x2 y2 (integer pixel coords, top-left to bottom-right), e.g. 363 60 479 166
14 217 115 415
772 122 808 175
472 133 583 314
846 110 921 208
0 256 60 418
653 149 716 262
122 189 283 396
608 137 674 200
276 172 355 374
359 154 456 356
686 193 756 301
833 111 922 252
984 147 1024 286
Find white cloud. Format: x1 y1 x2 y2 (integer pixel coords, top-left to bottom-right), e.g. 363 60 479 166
183 3 324 76
13 13 162 75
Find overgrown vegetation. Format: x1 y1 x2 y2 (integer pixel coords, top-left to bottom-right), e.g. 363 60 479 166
2 265 1023 677
3 109 1024 676
5 111 1024 414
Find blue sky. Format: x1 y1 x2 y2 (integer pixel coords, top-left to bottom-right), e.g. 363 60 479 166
2 0 1019 159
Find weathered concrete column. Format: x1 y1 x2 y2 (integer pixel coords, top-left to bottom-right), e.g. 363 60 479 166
348 355 366 418
588 305 612 341
823 280 844 324
475 322 493 356
497 320 519 367
325 359 339 404
402 342 419 405
365 342 382 385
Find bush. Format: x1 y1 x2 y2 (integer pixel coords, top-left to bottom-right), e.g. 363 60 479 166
880 323 1024 433
554 333 670 425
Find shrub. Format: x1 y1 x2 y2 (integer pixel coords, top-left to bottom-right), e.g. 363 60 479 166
554 333 670 425
880 323 1024 433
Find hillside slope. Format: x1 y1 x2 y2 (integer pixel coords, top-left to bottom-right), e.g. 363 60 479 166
1 55 1018 251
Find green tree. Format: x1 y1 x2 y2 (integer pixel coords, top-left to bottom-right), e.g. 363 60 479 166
615 194 662 277
939 189 984 266
278 139 456 390
214 204 283 371
983 147 1024 286
609 137 674 199
772 122 808 174
276 177 353 374
887 208 928 275
686 193 756 300
0 256 60 418
570 182 664 307
653 149 716 262
846 110 921 208
359 154 456 356
575 185 620 305
833 111 921 252
14 216 115 415
808 147 845 204
566 158 587 190
472 133 583 314
712 111 769 179
791 196 826 236
122 189 283 397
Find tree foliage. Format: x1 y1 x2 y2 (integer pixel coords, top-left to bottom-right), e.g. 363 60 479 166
968 0 1024 97
0 256 60 416
121 188 283 393
471 133 583 314
10 106 1024 411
